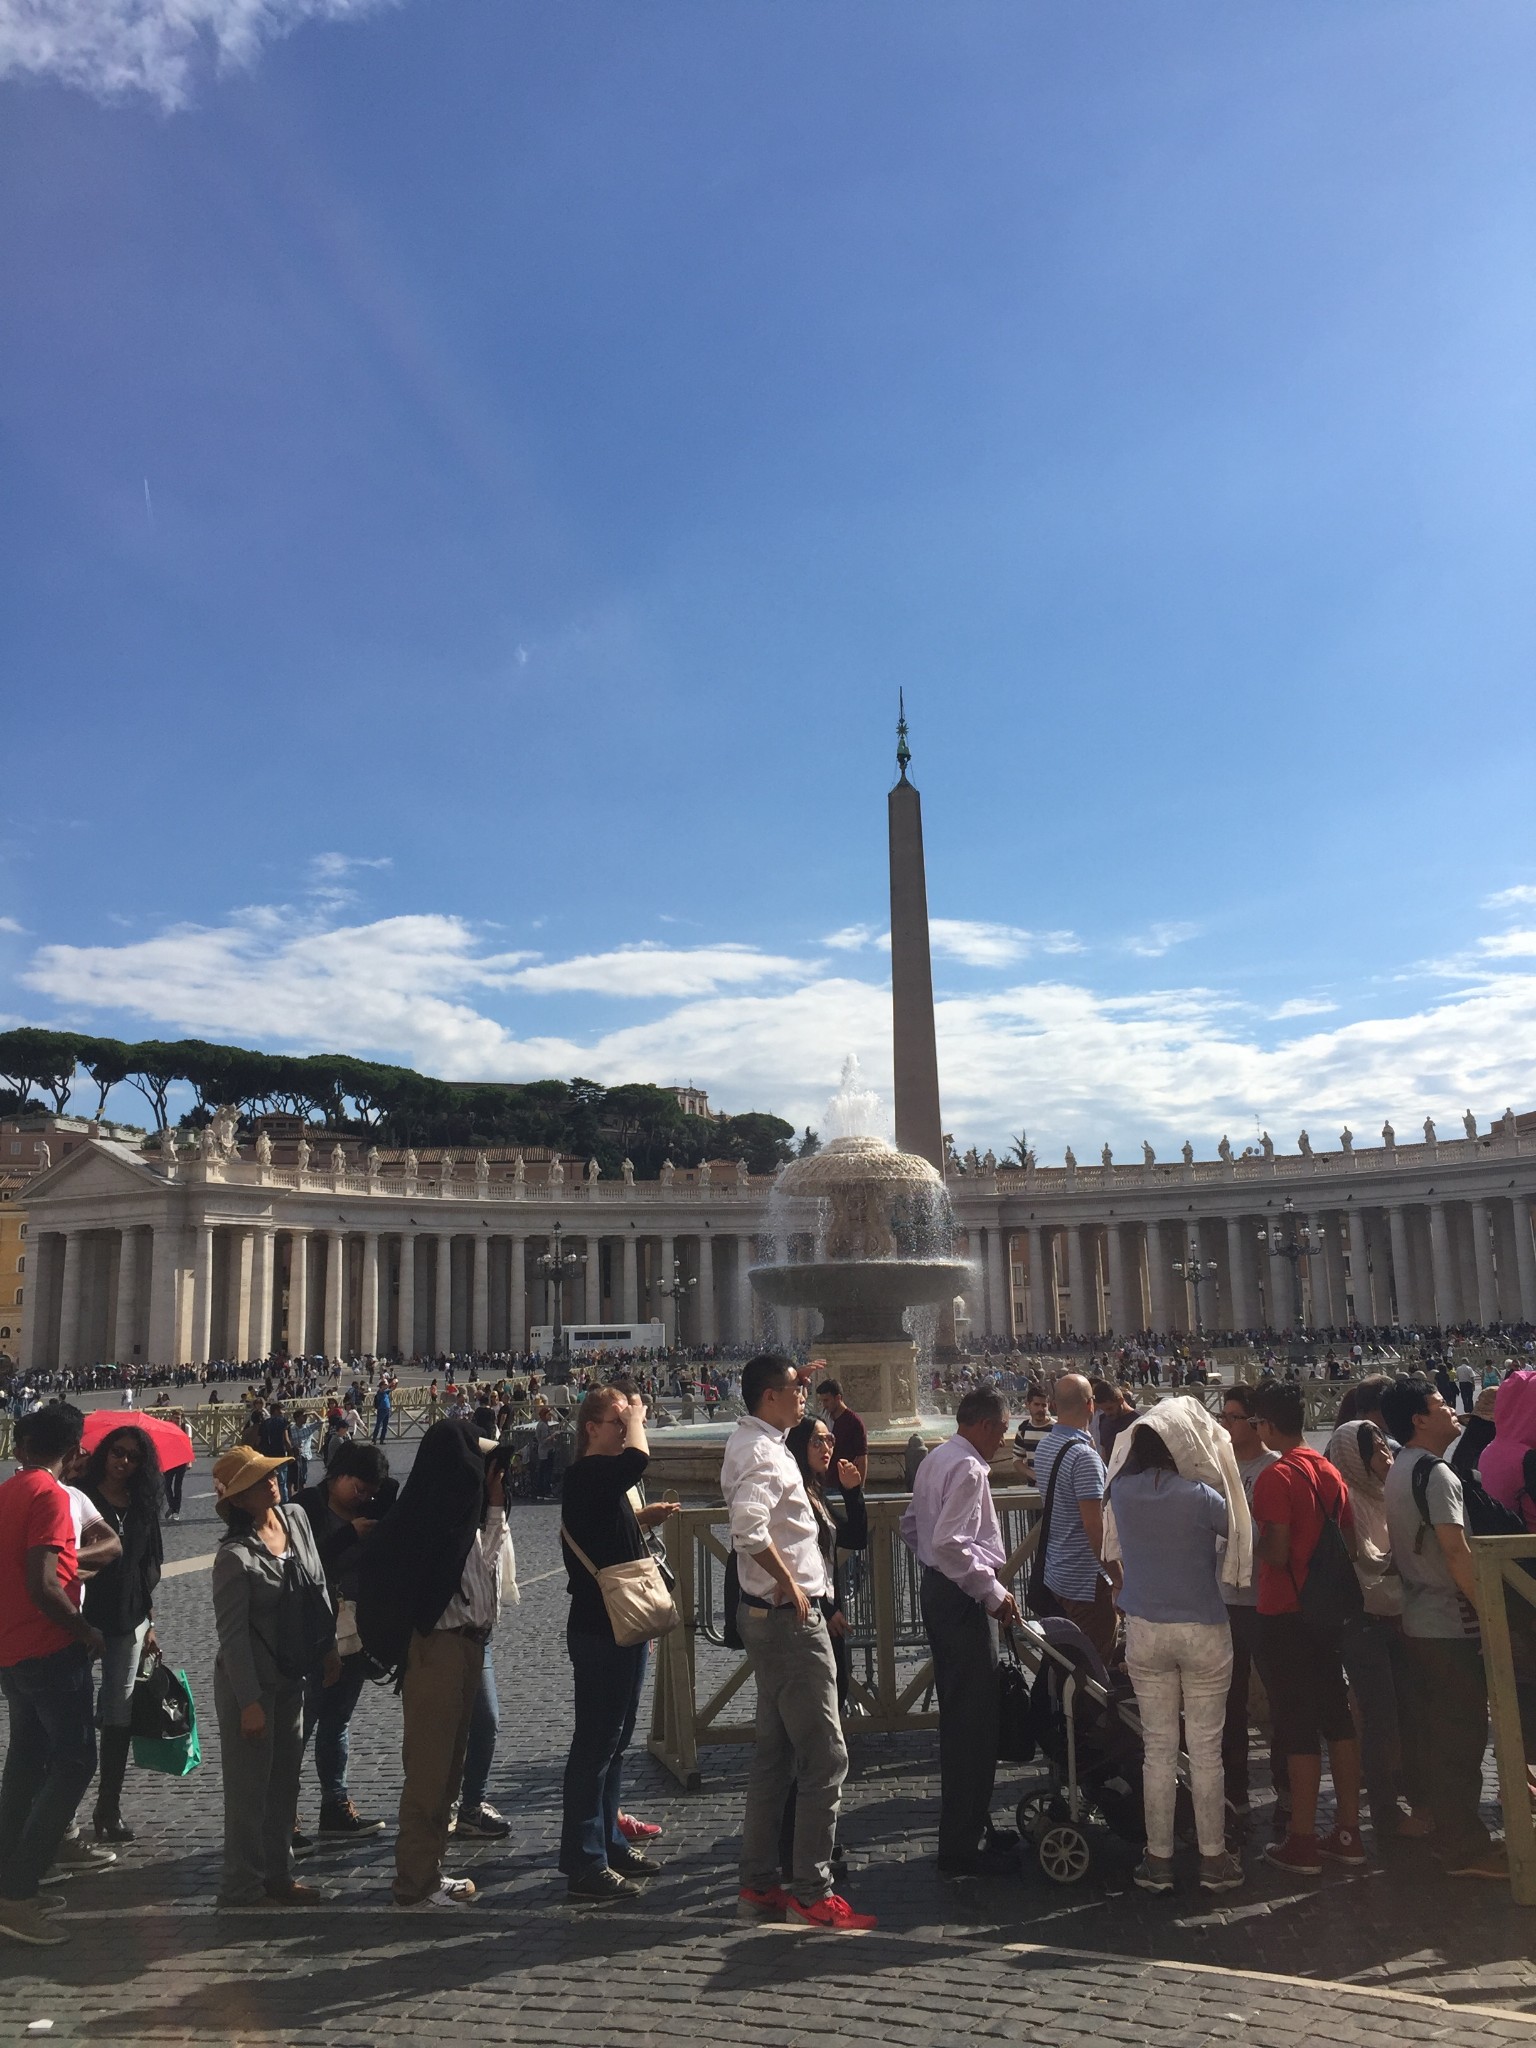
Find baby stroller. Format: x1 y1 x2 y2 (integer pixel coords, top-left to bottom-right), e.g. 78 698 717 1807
1008 1614 1149 1884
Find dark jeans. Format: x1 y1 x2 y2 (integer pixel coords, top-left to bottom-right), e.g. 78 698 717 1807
1340 1611 1421 1834
164 1465 185 1515
373 1411 390 1442
1401 1635 1491 1863
920 1567 999 1861
461 1641 499 1812
1222 1604 1283 1809
0 1645 98 1900
559 1627 647 1878
304 1656 370 1804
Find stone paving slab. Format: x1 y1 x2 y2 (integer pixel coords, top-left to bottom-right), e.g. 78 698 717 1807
0 1463 1529 2045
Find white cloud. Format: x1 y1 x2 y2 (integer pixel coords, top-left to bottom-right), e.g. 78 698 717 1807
1271 996 1337 1019
0 917 22 935
1124 921 1201 959
0 0 393 110
19 905 1536 1153
822 924 887 953
510 944 815 1000
310 853 392 882
929 920 1034 968
1478 930 1536 960
1483 886 1536 910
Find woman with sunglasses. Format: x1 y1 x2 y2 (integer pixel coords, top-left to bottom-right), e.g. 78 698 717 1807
80 1426 164 1841
1325 1416 1430 1845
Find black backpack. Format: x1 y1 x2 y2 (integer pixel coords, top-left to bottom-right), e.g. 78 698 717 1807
1411 1451 1527 1544
1294 1494 1363 1631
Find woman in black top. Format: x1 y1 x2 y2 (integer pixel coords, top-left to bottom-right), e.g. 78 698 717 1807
558 1386 678 1902
81 1426 164 1840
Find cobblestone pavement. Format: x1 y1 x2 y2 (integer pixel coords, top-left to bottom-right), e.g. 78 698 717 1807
0 1454 1532 2046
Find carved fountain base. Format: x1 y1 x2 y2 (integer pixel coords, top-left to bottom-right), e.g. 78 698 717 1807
815 1339 921 1434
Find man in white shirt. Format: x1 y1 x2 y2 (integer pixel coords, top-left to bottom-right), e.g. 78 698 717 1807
902 1386 1020 1875
722 1355 874 1933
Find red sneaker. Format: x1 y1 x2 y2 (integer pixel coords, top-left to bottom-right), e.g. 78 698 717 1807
1264 1834 1323 1877
736 1884 790 1923
618 1813 662 1843
786 1892 877 1933
1317 1827 1367 1867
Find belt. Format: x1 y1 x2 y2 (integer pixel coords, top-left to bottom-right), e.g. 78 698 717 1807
738 1592 777 1611
445 1624 492 1644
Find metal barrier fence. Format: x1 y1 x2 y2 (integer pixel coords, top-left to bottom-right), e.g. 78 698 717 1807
1471 1533 1536 1907
647 1488 1042 1790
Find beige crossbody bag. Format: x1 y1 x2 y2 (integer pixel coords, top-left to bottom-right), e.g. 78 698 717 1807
560 1524 680 1646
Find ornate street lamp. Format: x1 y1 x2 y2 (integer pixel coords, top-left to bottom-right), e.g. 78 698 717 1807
1258 1196 1323 1331
658 1256 697 1351
535 1220 586 1381
1171 1234 1220 1337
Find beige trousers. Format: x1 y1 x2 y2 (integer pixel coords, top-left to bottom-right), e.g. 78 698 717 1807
393 1629 483 1903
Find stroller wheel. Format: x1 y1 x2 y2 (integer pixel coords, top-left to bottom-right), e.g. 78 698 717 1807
1037 1823 1091 1885
1015 1794 1050 1840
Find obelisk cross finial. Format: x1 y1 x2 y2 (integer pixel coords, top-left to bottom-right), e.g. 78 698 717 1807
895 689 911 783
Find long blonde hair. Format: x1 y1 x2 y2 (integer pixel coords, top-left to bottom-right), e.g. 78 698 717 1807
572 1386 625 1459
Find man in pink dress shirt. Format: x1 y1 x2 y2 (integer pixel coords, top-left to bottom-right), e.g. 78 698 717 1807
901 1387 1021 1876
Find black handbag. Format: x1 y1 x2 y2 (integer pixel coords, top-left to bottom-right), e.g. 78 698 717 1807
130 1649 193 1742
996 1638 1036 1762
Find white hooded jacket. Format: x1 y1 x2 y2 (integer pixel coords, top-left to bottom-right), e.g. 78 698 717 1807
1101 1393 1253 1593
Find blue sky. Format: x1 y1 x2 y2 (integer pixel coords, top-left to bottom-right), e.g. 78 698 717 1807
2 0 1535 1155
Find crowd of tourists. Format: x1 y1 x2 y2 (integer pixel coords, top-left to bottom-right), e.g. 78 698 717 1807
0 1343 1532 1944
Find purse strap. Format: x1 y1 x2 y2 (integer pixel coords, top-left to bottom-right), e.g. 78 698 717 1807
559 1522 601 1579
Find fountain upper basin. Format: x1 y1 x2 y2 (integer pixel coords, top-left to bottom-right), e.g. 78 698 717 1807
747 1257 968 1344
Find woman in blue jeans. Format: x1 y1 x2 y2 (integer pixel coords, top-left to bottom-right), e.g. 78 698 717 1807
557 1387 678 1903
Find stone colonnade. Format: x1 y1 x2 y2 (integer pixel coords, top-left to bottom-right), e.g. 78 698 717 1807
959 1193 1536 1340
21 1224 769 1372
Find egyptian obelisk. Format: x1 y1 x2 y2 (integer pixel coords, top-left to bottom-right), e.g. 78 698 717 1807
888 696 945 1172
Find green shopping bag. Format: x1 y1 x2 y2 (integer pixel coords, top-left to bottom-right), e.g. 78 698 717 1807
130 1666 201 1778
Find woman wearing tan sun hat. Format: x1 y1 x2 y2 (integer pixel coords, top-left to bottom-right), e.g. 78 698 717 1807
210 1445 339 1908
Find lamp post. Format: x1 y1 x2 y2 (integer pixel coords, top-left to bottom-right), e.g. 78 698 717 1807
1258 1197 1323 1332
535 1220 586 1382
658 1256 697 1353
1171 1233 1220 1337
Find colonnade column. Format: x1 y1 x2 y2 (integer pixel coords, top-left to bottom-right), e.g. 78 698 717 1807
109 1229 141 1364
434 1235 452 1357
1145 1221 1168 1334
287 1231 309 1359
1065 1226 1087 1337
324 1231 345 1359
250 1227 275 1363
1307 1217 1330 1326
360 1232 380 1357
396 1234 416 1359
191 1224 215 1366
1470 1200 1499 1326
508 1236 526 1352
585 1239 603 1324
1388 1207 1414 1325
1225 1215 1250 1331
227 1230 253 1361
148 1224 180 1365
1428 1203 1457 1325
1512 1198 1536 1325
1268 1234 1292 1333
1347 1209 1372 1325
471 1233 489 1354
621 1235 639 1324
697 1236 718 1345
733 1239 754 1347
659 1235 676 1345
1105 1225 1126 1338
1024 1224 1046 1335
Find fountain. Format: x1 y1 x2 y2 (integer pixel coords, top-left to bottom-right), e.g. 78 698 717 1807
748 1060 970 1431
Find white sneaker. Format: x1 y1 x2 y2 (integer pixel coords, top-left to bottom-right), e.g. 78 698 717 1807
394 1877 477 1909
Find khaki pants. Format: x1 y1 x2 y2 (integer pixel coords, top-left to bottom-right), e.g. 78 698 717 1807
393 1630 483 1904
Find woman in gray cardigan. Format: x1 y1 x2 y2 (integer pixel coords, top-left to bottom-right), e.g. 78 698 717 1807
211 1445 339 1907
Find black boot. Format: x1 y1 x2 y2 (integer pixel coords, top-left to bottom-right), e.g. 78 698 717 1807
92 1726 135 1841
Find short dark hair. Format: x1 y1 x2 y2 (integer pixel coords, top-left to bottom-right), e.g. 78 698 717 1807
1252 1381 1304 1437
1124 1423 1177 1475
742 1353 795 1416
1335 1372 1392 1427
328 1440 389 1486
818 1379 843 1400
1223 1383 1258 1417
15 1403 85 1463
956 1386 1007 1429
1379 1374 1436 1448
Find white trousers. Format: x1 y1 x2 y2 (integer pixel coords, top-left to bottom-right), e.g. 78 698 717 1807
1124 1615 1233 1860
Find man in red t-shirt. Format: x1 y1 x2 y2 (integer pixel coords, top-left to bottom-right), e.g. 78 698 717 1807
0 1404 105 1946
1249 1380 1364 1877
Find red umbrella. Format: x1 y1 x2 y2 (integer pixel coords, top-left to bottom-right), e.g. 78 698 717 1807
80 1411 195 1472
